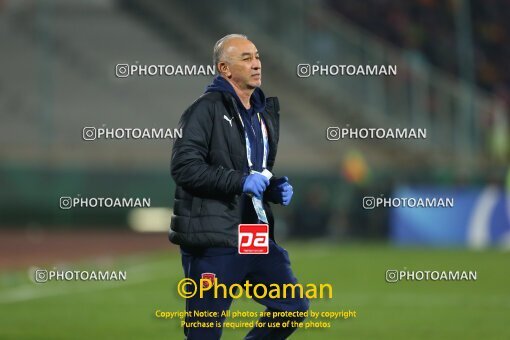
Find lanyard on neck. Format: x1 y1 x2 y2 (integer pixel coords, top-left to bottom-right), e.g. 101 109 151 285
237 111 269 170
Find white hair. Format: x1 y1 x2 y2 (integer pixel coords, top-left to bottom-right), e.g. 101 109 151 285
213 34 248 73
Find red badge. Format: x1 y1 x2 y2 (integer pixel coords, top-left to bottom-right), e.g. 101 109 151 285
201 272 216 288
238 224 269 254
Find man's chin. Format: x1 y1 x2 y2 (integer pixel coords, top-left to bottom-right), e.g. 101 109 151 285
248 80 262 89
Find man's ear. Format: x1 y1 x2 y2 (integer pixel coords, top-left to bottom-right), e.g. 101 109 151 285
217 61 231 78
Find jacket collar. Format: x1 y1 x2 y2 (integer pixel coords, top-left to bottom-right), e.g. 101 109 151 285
205 75 266 114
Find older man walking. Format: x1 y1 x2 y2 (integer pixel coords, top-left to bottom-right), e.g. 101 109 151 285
170 34 309 339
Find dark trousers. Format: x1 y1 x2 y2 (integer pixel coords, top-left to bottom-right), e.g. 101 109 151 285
181 240 310 339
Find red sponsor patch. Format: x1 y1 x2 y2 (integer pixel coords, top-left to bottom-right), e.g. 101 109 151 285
238 224 269 254
201 272 216 288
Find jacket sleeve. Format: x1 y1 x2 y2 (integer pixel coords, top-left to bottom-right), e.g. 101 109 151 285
171 99 245 197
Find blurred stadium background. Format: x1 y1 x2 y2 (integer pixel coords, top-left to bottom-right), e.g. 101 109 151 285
0 0 509 338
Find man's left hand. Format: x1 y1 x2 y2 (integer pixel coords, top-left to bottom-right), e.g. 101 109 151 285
266 176 293 206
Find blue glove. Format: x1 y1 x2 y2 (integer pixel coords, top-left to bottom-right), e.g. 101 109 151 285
266 176 294 206
243 173 270 199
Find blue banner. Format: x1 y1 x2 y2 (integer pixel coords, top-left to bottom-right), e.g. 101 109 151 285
389 186 510 247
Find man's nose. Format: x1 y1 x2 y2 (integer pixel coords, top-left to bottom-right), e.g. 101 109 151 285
252 59 261 70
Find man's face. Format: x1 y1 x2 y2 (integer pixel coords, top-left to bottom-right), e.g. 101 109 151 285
220 38 261 89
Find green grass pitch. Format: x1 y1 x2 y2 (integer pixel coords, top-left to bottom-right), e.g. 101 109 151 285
0 242 508 339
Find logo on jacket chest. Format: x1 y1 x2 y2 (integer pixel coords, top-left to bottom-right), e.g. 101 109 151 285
223 115 234 127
